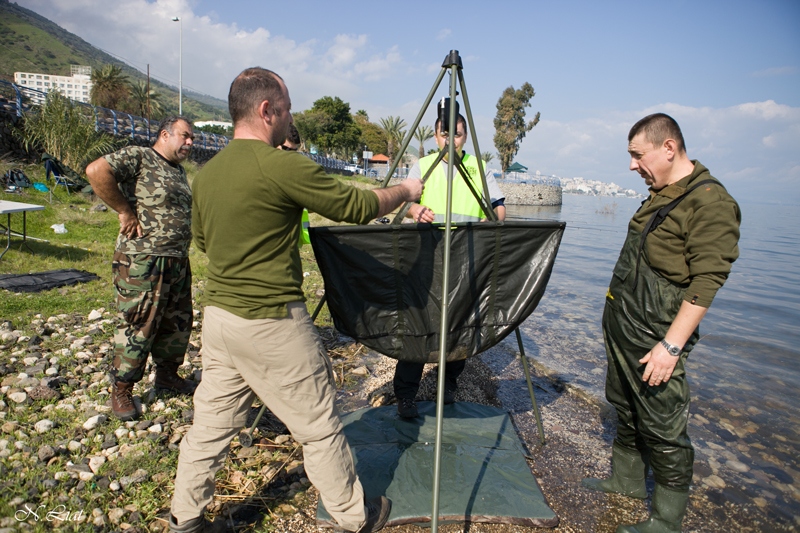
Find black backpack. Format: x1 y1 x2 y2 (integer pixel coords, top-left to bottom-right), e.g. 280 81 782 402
2 168 32 189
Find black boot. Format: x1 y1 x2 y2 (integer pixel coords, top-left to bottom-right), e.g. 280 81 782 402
155 362 197 394
169 514 226 533
397 398 418 419
334 496 392 533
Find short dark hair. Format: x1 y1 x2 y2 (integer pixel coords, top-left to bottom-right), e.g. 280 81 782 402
286 123 301 144
628 113 686 153
155 116 191 139
435 113 467 135
228 67 285 124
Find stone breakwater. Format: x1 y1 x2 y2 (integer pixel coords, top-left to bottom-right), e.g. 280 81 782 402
381 178 563 206
498 181 562 206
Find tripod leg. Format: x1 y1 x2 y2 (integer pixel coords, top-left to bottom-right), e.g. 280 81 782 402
310 294 326 322
240 404 268 448
391 148 447 224
378 67 448 190
458 69 494 218
516 328 545 445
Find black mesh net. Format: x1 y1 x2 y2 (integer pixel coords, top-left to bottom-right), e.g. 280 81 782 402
310 221 565 363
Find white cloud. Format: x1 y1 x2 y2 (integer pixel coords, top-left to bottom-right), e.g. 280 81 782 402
510 102 800 203
14 0 404 110
751 66 798 77
324 34 368 69
353 46 402 82
437 29 452 41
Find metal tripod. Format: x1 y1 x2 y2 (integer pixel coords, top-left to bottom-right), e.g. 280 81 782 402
239 49 547 533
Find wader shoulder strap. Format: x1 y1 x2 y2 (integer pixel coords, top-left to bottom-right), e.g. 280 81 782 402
633 179 721 289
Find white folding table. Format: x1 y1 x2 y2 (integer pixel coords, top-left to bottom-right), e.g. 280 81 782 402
0 200 45 260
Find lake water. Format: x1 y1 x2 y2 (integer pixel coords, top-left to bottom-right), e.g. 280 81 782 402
507 195 800 527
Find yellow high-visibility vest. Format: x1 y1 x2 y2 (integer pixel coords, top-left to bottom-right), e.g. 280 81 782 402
419 152 488 222
299 209 310 246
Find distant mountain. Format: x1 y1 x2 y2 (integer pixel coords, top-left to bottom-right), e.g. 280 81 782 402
0 0 229 121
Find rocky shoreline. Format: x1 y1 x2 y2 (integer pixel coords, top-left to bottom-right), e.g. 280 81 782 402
0 311 790 532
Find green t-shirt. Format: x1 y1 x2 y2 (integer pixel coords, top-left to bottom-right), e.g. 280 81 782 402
192 139 380 319
104 146 192 257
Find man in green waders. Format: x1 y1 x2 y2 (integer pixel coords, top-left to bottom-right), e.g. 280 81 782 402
582 113 740 533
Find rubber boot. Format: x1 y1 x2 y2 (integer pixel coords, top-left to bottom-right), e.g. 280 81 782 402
111 380 138 421
155 362 197 395
582 443 648 499
616 483 689 532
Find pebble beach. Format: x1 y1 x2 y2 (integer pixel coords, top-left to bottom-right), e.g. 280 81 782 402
0 309 794 532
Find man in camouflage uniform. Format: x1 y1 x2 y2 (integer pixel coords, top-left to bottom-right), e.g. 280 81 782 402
86 116 196 421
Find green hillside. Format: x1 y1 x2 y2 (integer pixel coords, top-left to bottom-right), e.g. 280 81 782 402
0 0 229 121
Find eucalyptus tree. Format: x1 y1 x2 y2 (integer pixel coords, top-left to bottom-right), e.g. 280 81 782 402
493 82 540 172
294 96 360 158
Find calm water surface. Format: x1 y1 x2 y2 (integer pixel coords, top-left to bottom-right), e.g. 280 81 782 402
507 195 800 526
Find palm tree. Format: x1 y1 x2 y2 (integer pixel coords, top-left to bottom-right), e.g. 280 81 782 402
91 65 129 110
354 109 369 123
127 80 162 120
379 116 407 165
414 125 434 159
481 151 495 164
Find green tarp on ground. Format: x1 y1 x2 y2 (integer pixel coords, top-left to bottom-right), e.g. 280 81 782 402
317 402 558 528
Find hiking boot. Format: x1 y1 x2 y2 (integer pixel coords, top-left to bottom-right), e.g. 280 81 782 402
582 443 648 499
155 363 197 395
111 380 138 421
169 513 226 533
334 496 392 533
443 387 456 405
397 398 418 419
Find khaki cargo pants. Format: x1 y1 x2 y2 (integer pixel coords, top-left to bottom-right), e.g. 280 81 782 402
170 304 366 531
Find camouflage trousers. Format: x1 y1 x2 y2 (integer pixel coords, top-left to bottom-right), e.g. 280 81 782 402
111 251 192 383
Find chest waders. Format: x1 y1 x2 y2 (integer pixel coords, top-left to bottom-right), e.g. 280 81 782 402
602 179 717 491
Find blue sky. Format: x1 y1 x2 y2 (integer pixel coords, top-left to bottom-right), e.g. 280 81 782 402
17 0 800 203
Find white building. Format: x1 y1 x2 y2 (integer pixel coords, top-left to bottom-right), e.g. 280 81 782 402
13 65 93 104
194 121 232 129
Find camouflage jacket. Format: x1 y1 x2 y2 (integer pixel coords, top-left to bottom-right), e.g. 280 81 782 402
104 146 192 257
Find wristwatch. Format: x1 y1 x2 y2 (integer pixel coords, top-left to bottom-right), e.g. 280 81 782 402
660 339 682 356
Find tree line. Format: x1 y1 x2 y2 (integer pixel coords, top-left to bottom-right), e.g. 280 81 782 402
74 64 542 173
293 84 540 172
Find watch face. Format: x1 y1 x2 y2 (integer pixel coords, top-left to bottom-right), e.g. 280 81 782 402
662 340 680 356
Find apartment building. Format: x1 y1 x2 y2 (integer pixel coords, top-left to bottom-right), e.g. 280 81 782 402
13 65 93 104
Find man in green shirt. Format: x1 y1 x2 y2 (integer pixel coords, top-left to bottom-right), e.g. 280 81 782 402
583 114 740 533
169 67 422 533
